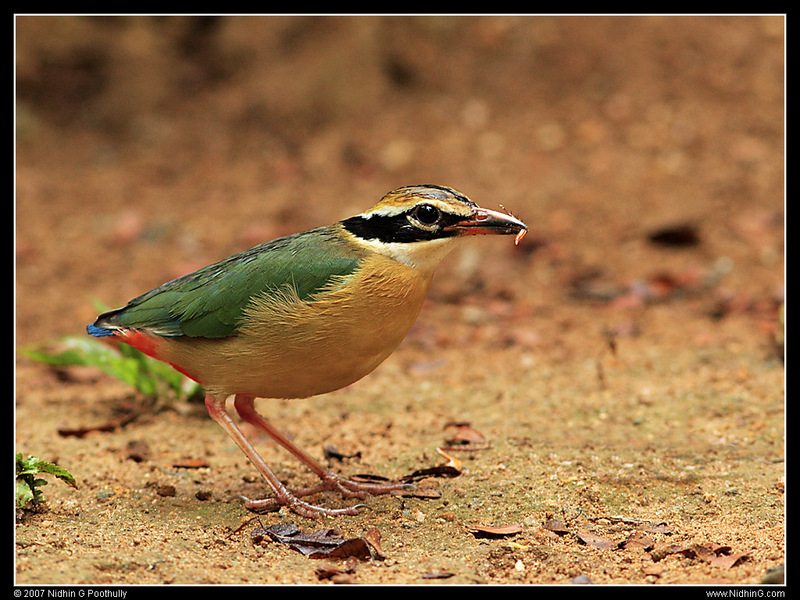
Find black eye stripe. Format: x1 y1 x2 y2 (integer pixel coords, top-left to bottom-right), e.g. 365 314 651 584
341 210 462 243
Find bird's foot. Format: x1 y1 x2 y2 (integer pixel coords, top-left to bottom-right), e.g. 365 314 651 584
236 471 412 518
323 472 414 499
236 493 367 518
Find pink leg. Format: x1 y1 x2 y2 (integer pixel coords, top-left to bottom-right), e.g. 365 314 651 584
232 394 408 501
204 394 362 518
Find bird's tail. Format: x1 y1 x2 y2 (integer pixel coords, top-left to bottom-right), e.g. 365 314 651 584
86 305 128 337
86 322 116 337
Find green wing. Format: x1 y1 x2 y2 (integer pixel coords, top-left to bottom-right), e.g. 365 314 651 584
98 226 362 338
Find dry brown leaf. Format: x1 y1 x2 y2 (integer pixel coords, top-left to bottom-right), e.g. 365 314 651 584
575 529 615 550
468 523 523 538
400 447 463 482
620 531 655 551
400 466 461 482
542 518 570 535
710 552 748 569
364 527 386 559
680 543 716 562
650 541 747 568
251 523 383 561
435 447 463 470
443 422 487 445
323 537 373 560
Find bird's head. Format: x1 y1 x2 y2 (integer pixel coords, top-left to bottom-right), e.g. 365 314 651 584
341 185 528 271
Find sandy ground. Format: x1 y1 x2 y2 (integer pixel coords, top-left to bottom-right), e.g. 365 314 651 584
15 15 784 586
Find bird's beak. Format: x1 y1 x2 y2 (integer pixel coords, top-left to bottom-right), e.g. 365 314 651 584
445 206 528 242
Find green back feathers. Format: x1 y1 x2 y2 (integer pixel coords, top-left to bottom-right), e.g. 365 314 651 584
100 226 363 339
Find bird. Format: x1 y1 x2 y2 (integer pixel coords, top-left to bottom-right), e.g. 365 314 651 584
87 184 527 517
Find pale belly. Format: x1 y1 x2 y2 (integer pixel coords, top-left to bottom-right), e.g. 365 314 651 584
153 262 434 399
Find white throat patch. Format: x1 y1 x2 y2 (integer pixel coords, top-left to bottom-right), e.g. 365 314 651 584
361 236 461 272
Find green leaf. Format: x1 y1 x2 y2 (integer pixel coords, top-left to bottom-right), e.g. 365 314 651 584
16 479 35 508
20 336 202 401
15 454 77 509
31 460 77 489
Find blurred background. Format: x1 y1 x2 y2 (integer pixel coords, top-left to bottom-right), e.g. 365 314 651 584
16 15 784 346
14 16 785 585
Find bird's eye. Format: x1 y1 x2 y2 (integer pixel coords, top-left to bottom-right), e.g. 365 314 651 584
412 204 441 227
